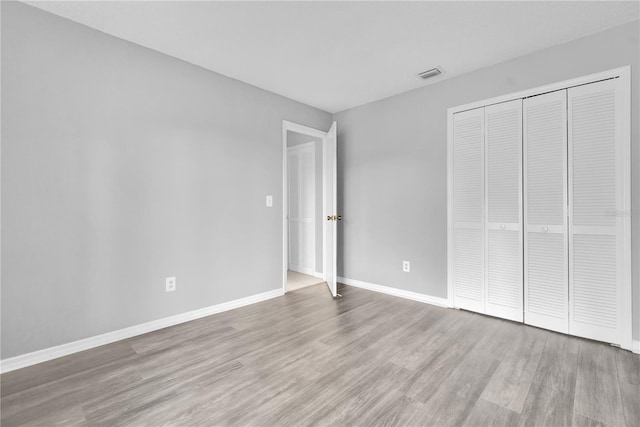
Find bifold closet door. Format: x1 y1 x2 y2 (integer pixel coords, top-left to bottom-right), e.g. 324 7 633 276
484 100 523 322
452 107 485 313
523 90 569 334
568 79 629 345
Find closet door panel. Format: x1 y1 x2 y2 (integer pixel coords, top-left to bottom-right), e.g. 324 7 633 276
572 235 617 329
452 107 485 313
568 79 627 345
484 100 523 321
523 90 569 333
526 232 567 324
454 229 484 303
487 229 521 318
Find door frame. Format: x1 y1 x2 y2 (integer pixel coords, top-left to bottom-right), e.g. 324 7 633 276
287 141 316 276
282 120 328 294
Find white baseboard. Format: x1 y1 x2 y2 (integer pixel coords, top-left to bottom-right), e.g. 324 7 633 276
338 276 451 308
633 339 640 354
313 271 324 280
0 288 284 374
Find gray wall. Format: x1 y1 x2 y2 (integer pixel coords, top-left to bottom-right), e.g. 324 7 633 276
0 2 332 359
334 21 640 340
287 131 323 273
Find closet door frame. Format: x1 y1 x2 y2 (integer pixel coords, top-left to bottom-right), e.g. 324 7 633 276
447 66 632 351
618 71 632 352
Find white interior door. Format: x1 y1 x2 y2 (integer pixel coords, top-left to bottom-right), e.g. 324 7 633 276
523 90 569 334
484 100 523 322
287 143 315 275
568 78 630 346
452 107 485 313
323 122 338 297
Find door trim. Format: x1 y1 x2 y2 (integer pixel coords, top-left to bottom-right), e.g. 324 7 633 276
282 121 328 294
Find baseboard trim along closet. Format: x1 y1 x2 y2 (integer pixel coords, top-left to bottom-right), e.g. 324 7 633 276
0 288 284 374
634 340 640 354
338 277 451 308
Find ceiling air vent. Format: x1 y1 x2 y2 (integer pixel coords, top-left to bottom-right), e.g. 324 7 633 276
418 67 442 80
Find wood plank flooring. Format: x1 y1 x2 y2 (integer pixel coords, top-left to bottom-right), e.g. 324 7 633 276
1 283 639 426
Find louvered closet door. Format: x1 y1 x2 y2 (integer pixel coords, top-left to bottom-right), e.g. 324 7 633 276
523 90 569 334
568 79 627 345
452 107 485 313
484 100 523 322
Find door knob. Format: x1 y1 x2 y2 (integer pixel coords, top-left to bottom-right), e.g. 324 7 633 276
327 215 333 221
500 224 507 230
337 216 342 221
543 226 549 232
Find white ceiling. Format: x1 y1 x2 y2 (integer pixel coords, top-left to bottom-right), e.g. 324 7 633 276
26 1 639 113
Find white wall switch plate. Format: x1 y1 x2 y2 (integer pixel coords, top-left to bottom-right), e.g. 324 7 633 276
266 195 273 207
166 276 176 292
403 261 410 272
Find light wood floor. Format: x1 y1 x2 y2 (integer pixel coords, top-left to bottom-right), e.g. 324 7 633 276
1 283 639 426
287 270 325 291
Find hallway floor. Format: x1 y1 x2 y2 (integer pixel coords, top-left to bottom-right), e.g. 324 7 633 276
287 270 324 291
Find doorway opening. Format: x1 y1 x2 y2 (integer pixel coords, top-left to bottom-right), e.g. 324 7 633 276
286 135 323 291
282 120 338 296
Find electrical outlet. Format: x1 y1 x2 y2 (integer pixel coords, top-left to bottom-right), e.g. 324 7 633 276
403 261 410 272
266 195 273 207
166 276 176 292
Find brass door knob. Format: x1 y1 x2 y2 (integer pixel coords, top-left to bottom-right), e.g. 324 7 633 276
337 216 342 221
